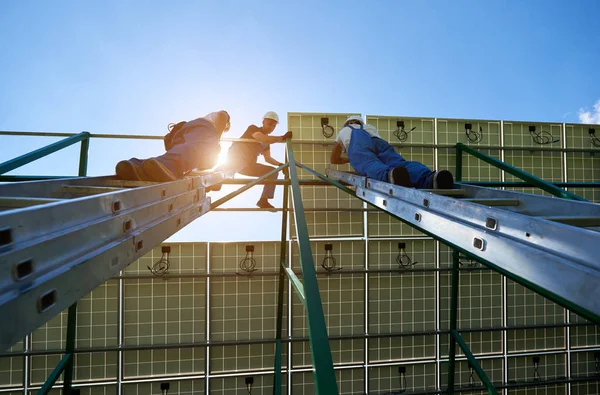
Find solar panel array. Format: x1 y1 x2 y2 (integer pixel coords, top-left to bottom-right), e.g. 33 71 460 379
0 113 598 394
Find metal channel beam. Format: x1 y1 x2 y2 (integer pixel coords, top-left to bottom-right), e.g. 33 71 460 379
326 169 600 325
0 174 223 350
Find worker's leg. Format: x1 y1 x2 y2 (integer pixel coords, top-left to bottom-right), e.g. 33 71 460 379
144 126 220 181
348 147 391 182
374 140 434 189
238 162 278 200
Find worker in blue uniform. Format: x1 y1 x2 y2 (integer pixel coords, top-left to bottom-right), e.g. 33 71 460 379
218 111 292 210
330 115 454 189
115 110 230 182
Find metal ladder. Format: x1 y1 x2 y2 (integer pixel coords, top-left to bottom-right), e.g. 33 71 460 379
326 168 600 325
0 171 232 350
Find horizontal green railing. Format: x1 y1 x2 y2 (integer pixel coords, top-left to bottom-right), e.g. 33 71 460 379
455 143 586 201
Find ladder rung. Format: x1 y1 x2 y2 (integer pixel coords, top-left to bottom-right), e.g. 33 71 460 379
100 180 158 188
0 197 63 208
420 189 466 197
542 216 600 228
60 185 124 195
463 198 520 206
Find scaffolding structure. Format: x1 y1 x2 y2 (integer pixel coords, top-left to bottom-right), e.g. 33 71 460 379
0 115 599 394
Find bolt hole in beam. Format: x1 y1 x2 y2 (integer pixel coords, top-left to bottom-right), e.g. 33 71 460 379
0 228 13 246
486 217 497 230
123 220 132 232
37 290 57 313
415 213 422 222
13 259 34 280
423 198 430 208
112 200 121 213
473 237 485 251
135 240 143 252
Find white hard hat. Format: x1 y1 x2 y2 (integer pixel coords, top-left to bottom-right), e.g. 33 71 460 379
263 111 279 123
343 115 364 127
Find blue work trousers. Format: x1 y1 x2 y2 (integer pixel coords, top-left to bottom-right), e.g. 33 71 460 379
155 119 220 177
348 127 433 188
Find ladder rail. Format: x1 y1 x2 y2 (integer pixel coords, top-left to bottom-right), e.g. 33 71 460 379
0 173 234 350
326 168 600 325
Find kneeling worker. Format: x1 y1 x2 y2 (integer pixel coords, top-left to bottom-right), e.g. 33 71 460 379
221 111 292 209
330 115 453 189
116 110 231 182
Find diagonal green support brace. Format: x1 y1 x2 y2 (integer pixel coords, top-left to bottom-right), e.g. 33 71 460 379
273 166 289 395
455 143 586 201
286 141 339 395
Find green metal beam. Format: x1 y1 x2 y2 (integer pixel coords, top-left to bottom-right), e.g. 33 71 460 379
209 164 287 210
273 166 289 395
38 354 72 394
451 330 498 395
458 181 600 188
446 250 460 393
286 141 339 395
0 131 90 175
62 303 78 394
286 267 306 307
78 135 90 177
455 143 586 201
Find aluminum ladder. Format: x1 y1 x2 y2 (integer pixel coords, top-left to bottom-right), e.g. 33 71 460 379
0 171 232 350
326 168 600 325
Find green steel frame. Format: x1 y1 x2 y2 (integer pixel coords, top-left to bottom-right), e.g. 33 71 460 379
2 130 599 394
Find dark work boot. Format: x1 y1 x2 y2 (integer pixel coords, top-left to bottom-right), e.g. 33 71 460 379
142 158 179 182
256 198 277 212
115 158 148 181
432 170 454 189
388 166 411 187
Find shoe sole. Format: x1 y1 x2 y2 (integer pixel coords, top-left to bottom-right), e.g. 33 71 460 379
116 161 145 181
434 170 454 189
142 159 178 182
390 167 411 187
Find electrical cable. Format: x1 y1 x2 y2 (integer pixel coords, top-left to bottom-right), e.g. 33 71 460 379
589 129 600 148
321 244 341 273
148 246 171 276
529 125 559 145
465 123 483 143
321 117 334 138
237 246 257 276
396 243 417 270
393 121 416 142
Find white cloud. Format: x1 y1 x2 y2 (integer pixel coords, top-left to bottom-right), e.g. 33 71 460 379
578 100 600 124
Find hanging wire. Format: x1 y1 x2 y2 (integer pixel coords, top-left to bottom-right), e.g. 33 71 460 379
396 242 418 270
245 376 254 394
321 117 334 138
529 125 559 145
594 352 600 375
465 123 483 143
160 382 170 395
458 254 479 269
589 128 600 148
532 356 541 381
393 120 416 142
237 245 257 276
321 244 342 273
468 363 476 387
148 246 171 276
398 366 407 392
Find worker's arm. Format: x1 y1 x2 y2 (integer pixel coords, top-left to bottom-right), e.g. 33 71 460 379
252 131 292 145
262 148 284 167
330 142 349 164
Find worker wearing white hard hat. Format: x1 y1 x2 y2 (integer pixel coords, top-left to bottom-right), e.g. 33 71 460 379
331 115 454 189
220 111 293 210
116 110 231 182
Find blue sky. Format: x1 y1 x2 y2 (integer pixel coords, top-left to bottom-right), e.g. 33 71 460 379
1 1 599 241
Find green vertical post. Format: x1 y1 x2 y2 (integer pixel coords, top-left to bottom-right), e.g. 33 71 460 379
455 145 463 183
286 141 339 395
446 250 460 394
78 133 90 177
273 165 289 395
62 302 78 394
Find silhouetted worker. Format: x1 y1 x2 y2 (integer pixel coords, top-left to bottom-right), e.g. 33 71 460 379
115 110 230 182
219 111 292 209
330 115 454 189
